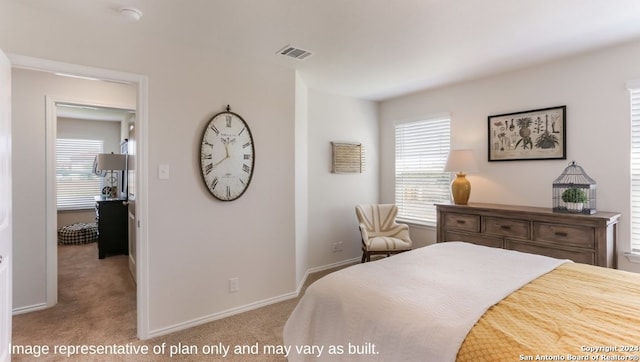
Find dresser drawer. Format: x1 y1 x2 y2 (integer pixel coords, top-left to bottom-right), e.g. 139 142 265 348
484 217 529 238
507 239 595 264
445 231 503 249
533 222 595 248
443 213 480 232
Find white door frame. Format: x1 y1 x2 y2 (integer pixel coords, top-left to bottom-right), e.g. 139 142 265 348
0 48 13 362
8 54 151 339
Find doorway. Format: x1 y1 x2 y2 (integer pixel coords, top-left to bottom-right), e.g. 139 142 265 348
9 54 150 339
55 101 135 273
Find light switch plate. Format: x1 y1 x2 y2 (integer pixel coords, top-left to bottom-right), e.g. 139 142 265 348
158 164 169 180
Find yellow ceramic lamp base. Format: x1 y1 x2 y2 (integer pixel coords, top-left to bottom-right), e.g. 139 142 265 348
451 172 471 205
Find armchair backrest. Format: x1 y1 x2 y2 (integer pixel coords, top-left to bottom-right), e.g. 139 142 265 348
355 204 400 233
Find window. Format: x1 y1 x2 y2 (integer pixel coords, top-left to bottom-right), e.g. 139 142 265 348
395 116 451 226
629 80 640 253
56 139 103 210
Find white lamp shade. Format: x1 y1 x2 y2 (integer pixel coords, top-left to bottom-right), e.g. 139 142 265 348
96 153 126 171
444 149 478 173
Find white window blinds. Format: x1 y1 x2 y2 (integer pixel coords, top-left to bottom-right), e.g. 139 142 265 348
395 117 451 226
56 139 103 210
630 82 640 253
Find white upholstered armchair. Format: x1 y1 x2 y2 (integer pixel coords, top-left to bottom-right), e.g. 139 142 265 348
355 204 412 263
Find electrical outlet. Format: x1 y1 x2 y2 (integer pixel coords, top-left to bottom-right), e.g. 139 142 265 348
229 277 240 293
332 241 344 252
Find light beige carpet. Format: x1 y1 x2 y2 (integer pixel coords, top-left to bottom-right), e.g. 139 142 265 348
12 242 349 361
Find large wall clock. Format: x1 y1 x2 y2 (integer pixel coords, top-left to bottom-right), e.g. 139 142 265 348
200 105 255 201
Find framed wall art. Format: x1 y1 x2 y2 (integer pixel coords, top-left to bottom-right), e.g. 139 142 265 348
331 142 364 173
488 105 566 161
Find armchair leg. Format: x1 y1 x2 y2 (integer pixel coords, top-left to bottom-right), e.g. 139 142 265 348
361 252 367 263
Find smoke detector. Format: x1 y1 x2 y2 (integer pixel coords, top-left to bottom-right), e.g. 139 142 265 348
119 7 143 22
277 45 313 60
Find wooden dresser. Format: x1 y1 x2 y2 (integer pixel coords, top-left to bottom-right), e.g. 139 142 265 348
436 203 620 268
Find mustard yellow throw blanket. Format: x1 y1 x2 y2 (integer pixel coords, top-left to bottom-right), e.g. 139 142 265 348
458 263 640 361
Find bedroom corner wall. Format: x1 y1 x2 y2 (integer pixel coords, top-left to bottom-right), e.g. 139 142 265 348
294 73 309 286
306 89 379 269
379 38 640 273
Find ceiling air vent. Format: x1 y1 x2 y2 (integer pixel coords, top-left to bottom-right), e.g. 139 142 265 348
277 45 313 60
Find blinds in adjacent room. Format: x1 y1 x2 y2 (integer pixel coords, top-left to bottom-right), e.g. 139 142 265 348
394 116 451 226
56 139 104 210
629 81 640 253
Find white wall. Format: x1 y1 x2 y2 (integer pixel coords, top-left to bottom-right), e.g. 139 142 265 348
1 1 298 335
306 89 379 268
380 39 640 272
11 69 136 309
57 117 122 154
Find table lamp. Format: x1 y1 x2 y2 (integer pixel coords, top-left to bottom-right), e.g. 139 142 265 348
444 149 478 205
96 153 127 198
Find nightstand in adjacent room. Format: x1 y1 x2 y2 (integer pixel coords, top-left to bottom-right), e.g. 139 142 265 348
95 196 129 259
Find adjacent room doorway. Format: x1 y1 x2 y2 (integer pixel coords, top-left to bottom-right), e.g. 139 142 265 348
9 54 150 339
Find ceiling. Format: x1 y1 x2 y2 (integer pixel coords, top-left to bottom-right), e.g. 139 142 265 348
15 0 640 101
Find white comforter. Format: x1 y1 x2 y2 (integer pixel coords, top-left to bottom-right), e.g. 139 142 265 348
283 242 569 361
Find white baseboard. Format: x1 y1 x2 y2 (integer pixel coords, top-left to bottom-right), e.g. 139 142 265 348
147 291 297 339
295 257 360 295
12 302 49 315
147 256 360 339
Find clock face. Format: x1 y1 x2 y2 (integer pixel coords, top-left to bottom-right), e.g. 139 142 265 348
200 111 255 201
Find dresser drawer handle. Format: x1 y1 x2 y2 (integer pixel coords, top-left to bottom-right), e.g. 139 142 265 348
555 231 569 237
456 220 466 224
500 225 512 230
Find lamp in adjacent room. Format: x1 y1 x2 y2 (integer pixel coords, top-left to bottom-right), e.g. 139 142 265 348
96 153 127 198
444 149 478 205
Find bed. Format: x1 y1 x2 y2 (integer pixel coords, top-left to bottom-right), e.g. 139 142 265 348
283 242 640 361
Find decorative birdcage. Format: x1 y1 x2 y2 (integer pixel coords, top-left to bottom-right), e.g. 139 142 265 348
552 161 596 214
